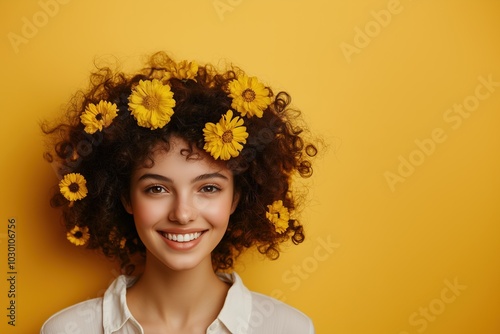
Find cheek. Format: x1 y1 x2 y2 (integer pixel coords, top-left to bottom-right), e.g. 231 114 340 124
130 196 166 228
198 196 234 227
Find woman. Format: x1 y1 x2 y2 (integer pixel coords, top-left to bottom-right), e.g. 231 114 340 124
41 51 317 333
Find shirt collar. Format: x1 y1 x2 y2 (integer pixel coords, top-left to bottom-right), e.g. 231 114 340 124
102 275 141 334
101 272 253 334
216 272 253 333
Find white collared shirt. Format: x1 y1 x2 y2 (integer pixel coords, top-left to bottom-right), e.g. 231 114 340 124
41 272 315 334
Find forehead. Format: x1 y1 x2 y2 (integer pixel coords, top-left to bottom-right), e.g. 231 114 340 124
135 136 231 177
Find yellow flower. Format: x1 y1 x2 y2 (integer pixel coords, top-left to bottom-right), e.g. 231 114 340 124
266 200 290 234
166 60 198 80
67 225 90 246
228 74 272 118
128 79 176 129
203 110 249 160
80 100 118 134
59 173 88 202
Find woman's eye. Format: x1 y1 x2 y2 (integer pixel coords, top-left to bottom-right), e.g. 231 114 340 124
147 185 166 194
201 185 220 193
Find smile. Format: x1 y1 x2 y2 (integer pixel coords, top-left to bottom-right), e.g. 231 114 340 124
160 231 203 243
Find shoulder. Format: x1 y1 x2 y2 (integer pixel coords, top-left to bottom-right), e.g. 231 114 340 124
40 297 104 334
248 291 315 334
223 272 314 334
41 275 139 334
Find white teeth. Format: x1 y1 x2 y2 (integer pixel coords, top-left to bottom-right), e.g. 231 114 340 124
164 232 202 243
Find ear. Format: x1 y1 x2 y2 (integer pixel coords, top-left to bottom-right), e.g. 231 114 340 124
230 190 240 214
121 195 133 215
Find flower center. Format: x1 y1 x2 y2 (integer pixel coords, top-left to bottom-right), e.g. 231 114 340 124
69 183 80 193
74 231 83 239
222 130 234 143
95 113 103 121
143 95 160 110
242 89 256 102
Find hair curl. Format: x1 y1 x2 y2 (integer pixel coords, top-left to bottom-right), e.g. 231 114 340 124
42 51 317 273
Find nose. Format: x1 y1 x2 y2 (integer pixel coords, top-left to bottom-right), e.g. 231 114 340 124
168 194 197 224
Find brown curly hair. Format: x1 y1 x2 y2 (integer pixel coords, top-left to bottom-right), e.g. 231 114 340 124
43 51 317 274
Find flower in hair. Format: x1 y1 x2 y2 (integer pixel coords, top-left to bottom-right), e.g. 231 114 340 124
166 60 198 81
228 74 272 118
203 110 248 160
266 200 290 234
128 79 176 130
59 173 88 202
80 100 118 134
67 225 90 246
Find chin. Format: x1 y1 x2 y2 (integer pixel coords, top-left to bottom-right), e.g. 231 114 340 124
148 250 212 273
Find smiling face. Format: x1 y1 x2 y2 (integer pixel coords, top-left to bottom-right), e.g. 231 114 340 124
123 136 239 272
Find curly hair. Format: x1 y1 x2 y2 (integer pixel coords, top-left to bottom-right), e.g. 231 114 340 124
43 51 317 274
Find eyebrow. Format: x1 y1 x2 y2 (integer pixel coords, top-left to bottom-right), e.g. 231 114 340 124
137 172 229 183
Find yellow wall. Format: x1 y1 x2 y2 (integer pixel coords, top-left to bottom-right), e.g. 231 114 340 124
1 0 499 333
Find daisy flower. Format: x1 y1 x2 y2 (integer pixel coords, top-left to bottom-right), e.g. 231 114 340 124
67 225 90 246
228 74 272 118
166 60 198 81
266 200 290 234
128 79 176 129
80 100 118 134
59 173 88 202
203 110 248 160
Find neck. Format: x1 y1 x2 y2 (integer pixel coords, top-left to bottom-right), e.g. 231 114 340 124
126 252 229 329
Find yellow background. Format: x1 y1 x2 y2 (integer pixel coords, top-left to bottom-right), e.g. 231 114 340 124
1 0 499 333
